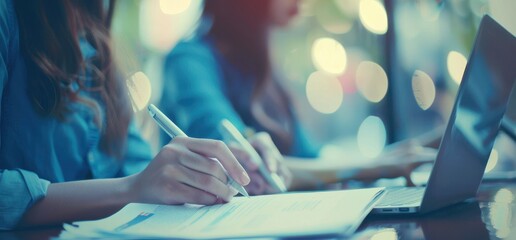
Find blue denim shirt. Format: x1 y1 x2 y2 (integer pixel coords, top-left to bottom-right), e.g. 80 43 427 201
0 0 152 229
160 36 319 158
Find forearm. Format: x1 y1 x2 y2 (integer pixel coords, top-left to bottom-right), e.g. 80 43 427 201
285 146 435 190
284 156 366 190
19 175 135 228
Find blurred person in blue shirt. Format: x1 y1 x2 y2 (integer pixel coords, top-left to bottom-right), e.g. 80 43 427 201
0 0 250 230
161 0 436 194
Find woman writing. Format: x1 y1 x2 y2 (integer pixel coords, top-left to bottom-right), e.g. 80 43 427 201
160 0 435 194
0 0 249 230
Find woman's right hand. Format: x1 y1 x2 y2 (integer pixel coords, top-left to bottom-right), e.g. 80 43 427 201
125 137 250 205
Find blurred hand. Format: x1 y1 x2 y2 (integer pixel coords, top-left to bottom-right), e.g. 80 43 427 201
126 137 250 205
229 132 292 195
363 140 438 186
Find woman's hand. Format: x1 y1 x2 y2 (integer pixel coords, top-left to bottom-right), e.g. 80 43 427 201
359 140 438 186
230 132 292 195
278 139 437 190
126 137 250 205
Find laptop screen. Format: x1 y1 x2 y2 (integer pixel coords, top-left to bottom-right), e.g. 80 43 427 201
421 15 516 213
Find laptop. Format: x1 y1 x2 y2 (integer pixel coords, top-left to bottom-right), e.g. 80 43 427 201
372 15 516 215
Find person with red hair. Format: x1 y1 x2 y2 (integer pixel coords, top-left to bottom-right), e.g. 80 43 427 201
160 0 435 194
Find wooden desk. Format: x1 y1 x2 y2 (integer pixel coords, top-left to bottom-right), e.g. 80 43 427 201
355 182 515 240
1 182 514 239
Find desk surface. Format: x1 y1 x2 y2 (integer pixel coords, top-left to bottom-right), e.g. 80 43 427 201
356 182 515 240
2 182 515 239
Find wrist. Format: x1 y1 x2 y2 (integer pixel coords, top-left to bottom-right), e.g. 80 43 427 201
117 175 137 205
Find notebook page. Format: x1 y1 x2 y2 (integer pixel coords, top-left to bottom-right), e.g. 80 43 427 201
70 188 383 239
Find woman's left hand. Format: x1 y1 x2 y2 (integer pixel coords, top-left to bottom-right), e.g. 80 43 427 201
229 132 292 195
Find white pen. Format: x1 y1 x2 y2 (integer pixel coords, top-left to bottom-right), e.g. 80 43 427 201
147 104 250 198
219 119 287 193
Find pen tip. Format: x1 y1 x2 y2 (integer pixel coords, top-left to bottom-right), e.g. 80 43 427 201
239 186 250 198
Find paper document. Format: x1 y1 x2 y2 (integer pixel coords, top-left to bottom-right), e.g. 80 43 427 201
60 188 384 239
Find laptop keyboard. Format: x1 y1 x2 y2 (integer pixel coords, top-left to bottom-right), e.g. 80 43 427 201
376 187 425 207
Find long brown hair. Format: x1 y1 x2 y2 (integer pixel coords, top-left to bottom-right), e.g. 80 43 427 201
202 0 293 153
13 0 131 158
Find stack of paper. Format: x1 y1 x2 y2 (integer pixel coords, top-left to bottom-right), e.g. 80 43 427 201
59 188 384 239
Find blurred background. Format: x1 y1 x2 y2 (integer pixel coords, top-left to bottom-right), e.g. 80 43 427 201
112 0 516 174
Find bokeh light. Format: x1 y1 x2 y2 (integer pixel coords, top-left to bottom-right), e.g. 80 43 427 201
306 71 344 114
490 188 513 239
370 228 398 240
334 0 360 17
159 0 191 15
490 188 513 238
299 0 317 17
359 0 388 35
485 149 499 173
496 228 511 239
489 202 512 239
447 51 468 84
494 188 514 203
489 188 514 239
140 0 202 53
314 0 353 34
338 48 368 94
311 38 348 75
357 116 386 158
356 61 388 103
127 71 152 112
412 70 436 110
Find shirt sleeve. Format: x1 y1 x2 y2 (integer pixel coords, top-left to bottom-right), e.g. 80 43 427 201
160 42 320 158
159 42 247 144
0 169 50 230
0 1 51 230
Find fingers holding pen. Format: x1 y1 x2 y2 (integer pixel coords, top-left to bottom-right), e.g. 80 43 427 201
164 163 236 203
145 106 248 203
162 143 238 201
248 132 292 190
250 132 279 173
130 138 242 206
169 144 229 184
174 137 251 186
227 144 259 171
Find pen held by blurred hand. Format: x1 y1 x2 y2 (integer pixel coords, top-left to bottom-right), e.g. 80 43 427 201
219 119 288 193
